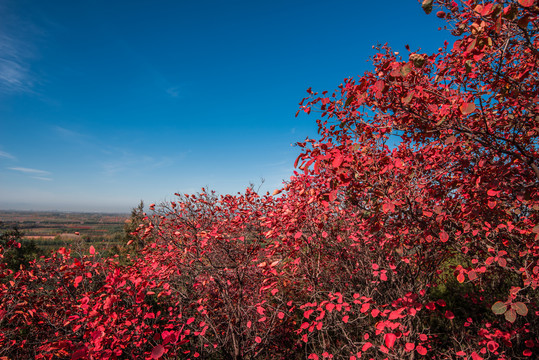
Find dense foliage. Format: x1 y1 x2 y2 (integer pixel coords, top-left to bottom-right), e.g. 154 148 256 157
1 0 537 359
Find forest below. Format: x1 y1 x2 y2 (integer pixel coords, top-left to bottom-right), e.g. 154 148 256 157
1 1 538 359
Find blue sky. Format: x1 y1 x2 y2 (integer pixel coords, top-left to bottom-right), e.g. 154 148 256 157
0 0 448 213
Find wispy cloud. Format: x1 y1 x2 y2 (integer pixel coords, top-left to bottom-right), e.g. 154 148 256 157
53 125 92 144
9 167 51 175
0 30 34 93
0 150 16 160
0 57 30 92
100 146 181 178
166 86 181 98
0 3 42 95
32 176 53 181
54 126 82 138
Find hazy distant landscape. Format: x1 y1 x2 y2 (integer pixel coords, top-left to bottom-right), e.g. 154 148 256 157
0 210 128 252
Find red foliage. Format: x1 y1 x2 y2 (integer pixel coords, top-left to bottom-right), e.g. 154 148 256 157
1 1 538 359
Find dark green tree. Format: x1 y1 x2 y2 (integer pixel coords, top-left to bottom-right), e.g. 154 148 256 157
0 226 45 271
122 200 147 249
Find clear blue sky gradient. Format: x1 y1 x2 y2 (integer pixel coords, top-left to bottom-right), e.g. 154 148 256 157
0 0 449 212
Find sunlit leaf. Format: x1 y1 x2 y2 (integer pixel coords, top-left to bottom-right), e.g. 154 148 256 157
460 102 476 115
505 309 517 323
492 301 507 314
512 302 528 316
421 0 433 14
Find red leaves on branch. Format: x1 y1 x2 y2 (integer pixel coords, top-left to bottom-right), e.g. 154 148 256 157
1 1 538 359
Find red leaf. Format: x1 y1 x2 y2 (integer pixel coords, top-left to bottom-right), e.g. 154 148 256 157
416 345 427 355
445 311 455 320
382 202 395 214
151 345 165 359
471 352 483 360
439 231 449 243
460 102 476 115
518 0 535 7
389 308 405 320
385 333 397 348
405 343 415 351
487 341 499 352
362 342 373 352
360 303 370 313
74 276 83 288
487 189 499 196
255 336 262 343
89 245 95 255
332 154 344 168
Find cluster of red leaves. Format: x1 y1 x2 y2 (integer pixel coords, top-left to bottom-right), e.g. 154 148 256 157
1 1 538 359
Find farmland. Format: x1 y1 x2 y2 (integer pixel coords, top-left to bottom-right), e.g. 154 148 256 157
0 210 128 252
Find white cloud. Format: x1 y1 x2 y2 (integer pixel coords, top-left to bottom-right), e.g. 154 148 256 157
53 126 92 145
0 150 15 160
31 176 53 181
0 58 29 91
0 4 41 95
8 167 51 175
0 31 33 93
54 126 83 138
166 86 181 98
